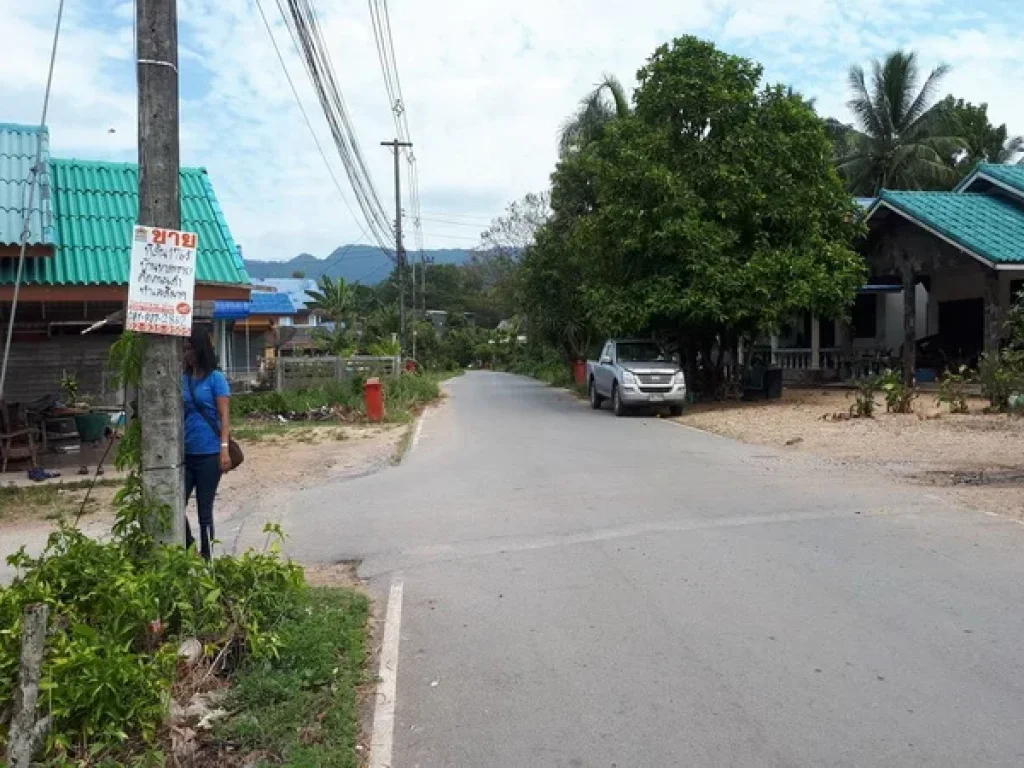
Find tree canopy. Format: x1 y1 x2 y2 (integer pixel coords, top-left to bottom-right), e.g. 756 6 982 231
521 36 865 388
838 51 963 195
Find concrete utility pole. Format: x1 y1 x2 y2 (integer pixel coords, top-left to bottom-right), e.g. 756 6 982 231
382 139 412 355
137 0 185 545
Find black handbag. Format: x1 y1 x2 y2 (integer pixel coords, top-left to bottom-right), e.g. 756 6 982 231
186 375 244 471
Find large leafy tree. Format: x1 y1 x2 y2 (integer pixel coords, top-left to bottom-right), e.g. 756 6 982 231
558 74 631 156
943 97 1023 173
524 36 865 391
839 51 963 194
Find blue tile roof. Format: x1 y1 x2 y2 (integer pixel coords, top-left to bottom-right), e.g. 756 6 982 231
0 123 53 246
249 291 297 315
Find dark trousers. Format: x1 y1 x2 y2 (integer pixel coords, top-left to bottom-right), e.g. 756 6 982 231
184 453 222 560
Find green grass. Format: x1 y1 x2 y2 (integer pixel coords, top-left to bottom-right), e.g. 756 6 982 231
217 587 371 767
231 423 349 443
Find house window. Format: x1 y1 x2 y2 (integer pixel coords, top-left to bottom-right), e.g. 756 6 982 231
852 294 877 339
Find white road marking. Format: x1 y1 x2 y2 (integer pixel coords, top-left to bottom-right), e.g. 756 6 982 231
411 410 426 450
370 576 404 768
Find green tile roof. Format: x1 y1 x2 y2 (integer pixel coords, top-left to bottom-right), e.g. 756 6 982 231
974 163 1024 197
0 123 54 247
0 158 249 287
878 190 1024 265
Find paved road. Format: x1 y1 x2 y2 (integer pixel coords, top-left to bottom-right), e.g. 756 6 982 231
276 372 1024 766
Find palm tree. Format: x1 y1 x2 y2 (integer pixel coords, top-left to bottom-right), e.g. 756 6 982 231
306 275 354 324
839 51 964 195
558 74 630 156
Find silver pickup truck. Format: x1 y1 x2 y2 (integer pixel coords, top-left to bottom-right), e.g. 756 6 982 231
587 339 687 417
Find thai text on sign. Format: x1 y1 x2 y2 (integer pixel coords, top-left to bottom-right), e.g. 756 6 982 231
126 226 199 337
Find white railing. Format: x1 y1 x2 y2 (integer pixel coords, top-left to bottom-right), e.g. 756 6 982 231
772 348 842 370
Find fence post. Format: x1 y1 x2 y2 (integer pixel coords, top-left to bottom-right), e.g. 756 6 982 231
276 356 284 392
7 603 51 768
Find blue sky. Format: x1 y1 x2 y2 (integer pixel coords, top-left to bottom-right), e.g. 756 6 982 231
1 0 1021 268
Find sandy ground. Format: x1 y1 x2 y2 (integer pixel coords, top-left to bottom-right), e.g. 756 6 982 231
676 388 1024 519
0 422 405 581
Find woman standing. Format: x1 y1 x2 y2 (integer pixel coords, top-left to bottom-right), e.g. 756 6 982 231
182 325 232 559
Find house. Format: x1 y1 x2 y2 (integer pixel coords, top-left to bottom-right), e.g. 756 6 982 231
213 289 297 377
767 164 1024 380
251 277 324 326
0 124 250 402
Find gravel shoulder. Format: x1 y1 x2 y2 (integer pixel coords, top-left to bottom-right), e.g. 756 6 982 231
675 388 1024 520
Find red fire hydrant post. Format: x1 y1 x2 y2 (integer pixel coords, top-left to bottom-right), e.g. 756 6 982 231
364 377 384 423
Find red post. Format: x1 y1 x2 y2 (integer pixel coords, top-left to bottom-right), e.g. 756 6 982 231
364 377 384 423
572 360 587 386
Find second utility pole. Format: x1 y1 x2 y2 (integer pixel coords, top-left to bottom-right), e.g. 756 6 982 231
137 0 185 544
381 139 412 356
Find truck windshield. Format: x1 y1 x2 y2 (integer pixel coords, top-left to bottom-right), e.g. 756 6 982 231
617 342 666 362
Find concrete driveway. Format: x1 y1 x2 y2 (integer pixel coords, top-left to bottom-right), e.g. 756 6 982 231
270 371 1024 766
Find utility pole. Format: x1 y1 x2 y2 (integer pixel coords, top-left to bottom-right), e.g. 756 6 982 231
137 0 185 545
381 139 412 355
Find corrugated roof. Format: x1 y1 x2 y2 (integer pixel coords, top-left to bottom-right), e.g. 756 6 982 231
879 191 1024 265
251 278 318 310
249 291 296 315
0 158 249 287
0 123 54 246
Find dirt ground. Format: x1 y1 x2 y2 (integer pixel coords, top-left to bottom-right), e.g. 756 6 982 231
676 388 1024 519
0 422 404 530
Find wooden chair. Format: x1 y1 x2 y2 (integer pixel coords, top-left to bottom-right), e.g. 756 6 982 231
0 400 40 473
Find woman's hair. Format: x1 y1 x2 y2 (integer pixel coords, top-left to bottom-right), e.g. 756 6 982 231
187 325 218 377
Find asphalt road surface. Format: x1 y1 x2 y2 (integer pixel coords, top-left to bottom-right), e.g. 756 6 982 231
272 372 1024 767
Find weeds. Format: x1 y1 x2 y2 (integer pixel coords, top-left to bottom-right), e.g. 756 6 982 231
937 366 971 414
849 376 879 418
879 368 917 413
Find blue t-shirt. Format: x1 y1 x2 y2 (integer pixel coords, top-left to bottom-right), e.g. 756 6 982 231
183 370 230 456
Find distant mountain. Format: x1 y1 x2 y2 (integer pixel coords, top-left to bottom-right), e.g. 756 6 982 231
244 245 474 284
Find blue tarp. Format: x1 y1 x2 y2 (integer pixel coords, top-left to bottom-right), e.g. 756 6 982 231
212 300 250 320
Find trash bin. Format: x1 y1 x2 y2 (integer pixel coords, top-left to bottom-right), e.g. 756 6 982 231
364 378 384 423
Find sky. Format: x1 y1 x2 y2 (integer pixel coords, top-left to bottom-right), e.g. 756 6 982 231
1 0 1021 272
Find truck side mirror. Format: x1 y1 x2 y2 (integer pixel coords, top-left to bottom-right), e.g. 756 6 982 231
600 356 612 365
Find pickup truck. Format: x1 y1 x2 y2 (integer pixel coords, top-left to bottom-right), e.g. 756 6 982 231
587 339 687 417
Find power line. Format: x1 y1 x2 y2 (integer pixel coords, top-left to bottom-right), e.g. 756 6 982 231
254 0 385 254
419 216 487 228
0 0 65 403
274 0 395 253
421 231 484 242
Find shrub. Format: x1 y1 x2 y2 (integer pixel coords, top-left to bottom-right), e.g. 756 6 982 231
0 526 305 761
978 350 1024 412
849 376 879 418
879 368 916 413
937 366 971 414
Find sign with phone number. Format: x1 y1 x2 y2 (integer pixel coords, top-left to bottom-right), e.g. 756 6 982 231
126 225 198 337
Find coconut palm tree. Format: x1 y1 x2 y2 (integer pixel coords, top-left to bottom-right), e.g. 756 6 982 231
558 74 631 156
839 51 964 195
306 275 354 324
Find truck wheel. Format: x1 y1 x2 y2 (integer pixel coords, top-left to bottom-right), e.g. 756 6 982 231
612 385 626 417
589 379 604 410
669 405 683 417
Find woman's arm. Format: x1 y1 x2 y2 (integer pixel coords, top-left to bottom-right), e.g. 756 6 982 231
216 395 231 471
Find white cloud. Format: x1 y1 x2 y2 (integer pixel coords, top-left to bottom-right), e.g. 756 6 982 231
0 0 1019 263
